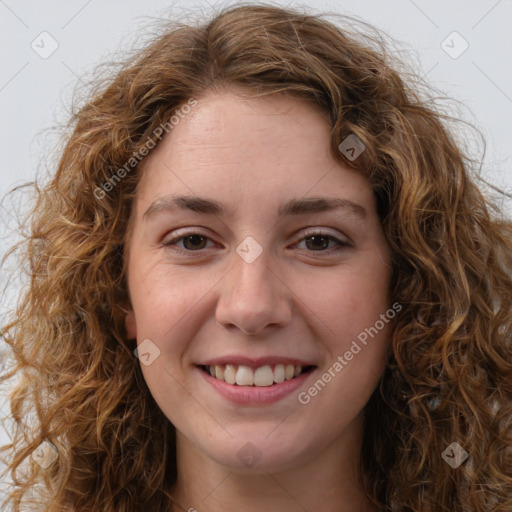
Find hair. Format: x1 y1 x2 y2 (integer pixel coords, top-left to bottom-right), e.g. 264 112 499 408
1 2 511 511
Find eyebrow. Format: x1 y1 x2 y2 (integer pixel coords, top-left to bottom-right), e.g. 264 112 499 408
143 194 367 220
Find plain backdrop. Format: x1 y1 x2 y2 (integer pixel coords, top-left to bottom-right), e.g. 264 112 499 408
1 0 511 499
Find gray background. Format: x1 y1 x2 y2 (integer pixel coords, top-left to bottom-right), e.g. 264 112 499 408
1 0 511 501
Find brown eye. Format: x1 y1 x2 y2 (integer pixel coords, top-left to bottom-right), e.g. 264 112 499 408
182 234 208 250
163 232 215 251
304 235 331 251
296 232 349 252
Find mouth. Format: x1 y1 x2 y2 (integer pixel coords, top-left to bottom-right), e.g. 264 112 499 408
198 363 316 387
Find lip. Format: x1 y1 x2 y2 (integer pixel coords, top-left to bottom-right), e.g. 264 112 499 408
196 365 317 405
197 355 316 368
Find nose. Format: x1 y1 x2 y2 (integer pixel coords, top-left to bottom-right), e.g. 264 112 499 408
215 249 292 336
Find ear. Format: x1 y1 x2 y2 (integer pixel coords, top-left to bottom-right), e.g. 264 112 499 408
124 309 137 340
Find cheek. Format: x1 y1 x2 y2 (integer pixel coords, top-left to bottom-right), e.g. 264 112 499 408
128 259 221 356
292 262 391 340
129 256 193 324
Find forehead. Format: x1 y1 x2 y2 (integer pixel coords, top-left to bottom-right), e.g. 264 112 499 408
133 86 374 216
143 87 332 169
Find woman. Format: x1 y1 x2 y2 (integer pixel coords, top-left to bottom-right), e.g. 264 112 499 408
1 3 511 511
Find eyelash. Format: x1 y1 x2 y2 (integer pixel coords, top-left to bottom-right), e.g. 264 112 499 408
162 228 351 255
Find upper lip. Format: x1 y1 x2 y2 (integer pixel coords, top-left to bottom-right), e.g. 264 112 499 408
197 355 317 368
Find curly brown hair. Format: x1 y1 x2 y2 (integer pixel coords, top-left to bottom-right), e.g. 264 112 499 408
1 3 511 511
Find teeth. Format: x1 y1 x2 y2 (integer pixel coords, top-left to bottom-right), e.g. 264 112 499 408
236 365 254 386
274 364 285 383
224 364 236 385
254 365 274 386
205 363 307 386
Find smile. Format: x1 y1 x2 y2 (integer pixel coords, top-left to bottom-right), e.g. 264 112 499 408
197 363 318 405
200 363 314 387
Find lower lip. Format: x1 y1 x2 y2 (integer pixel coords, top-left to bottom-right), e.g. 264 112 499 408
197 366 316 405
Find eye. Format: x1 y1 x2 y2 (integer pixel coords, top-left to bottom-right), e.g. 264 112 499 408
163 230 217 251
162 228 350 255
295 230 350 253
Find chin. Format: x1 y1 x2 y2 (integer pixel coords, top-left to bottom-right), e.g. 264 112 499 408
200 434 312 474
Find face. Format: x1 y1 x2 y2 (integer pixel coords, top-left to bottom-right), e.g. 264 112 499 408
124 86 393 473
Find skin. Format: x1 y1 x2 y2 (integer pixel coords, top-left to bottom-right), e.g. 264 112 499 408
124 85 392 512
